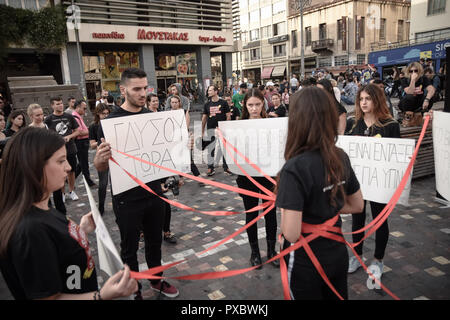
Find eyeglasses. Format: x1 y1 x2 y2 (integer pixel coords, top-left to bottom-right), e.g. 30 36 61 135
410 69 419 73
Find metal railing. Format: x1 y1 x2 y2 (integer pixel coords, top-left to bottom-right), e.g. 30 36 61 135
63 0 232 30
370 30 450 52
311 38 334 51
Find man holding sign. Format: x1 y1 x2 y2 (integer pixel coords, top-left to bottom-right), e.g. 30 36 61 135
94 68 179 299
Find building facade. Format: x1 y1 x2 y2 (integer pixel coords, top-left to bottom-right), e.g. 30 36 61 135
238 0 290 84
410 0 449 40
63 0 233 107
287 0 411 77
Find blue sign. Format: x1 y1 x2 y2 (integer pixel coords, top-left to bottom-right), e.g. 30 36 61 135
369 39 449 71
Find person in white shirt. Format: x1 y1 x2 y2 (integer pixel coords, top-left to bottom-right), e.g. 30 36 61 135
290 74 299 93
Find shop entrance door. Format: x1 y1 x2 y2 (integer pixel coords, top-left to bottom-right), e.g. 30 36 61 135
86 80 101 112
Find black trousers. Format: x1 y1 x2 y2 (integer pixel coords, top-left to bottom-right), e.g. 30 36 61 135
352 201 389 260
284 239 349 300
236 175 277 243
112 195 165 284
97 169 109 215
75 139 94 184
162 194 171 233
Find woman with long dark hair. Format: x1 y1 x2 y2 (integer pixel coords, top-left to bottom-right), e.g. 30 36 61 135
346 84 400 281
3 110 26 137
236 88 279 269
0 127 137 300
318 79 347 135
275 87 363 300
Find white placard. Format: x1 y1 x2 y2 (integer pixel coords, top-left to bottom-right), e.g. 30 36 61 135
83 178 123 277
219 118 415 205
335 135 415 206
433 111 450 201
101 109 191 195
218 118 287 177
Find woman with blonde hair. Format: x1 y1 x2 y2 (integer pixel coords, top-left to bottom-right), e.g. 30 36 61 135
27 104 47 129
346 84 400 282
398 61 435 116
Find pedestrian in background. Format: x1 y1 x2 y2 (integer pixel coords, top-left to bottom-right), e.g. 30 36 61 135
27 104 47 129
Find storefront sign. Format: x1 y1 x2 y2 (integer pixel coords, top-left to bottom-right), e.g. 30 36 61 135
92 32 125 39
137 29 188 41
199 36 226 43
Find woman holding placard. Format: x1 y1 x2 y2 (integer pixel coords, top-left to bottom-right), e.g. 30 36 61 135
236 88 279 269
276 87 363 299
0 127 137 300
346 84 400 282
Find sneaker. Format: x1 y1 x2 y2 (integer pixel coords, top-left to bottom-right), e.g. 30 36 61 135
151 280 179 298
223 168 233 176
367 260 384 280
348 256 362 273
206 168 215 176
163 232 177 244
69 191 79 201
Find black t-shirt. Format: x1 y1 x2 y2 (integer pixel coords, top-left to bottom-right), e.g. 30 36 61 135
203 98 230 129
230 105 241 120
3 128 18 138
88 122 100 142
400 76 431 109
336 101 347 116
44 113 79 155
267 105 287 117
276 149 360 264
97 106 162 201
348 118 400 138
0 206 98 300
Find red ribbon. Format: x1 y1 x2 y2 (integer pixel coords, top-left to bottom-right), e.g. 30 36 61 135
108 115 429 300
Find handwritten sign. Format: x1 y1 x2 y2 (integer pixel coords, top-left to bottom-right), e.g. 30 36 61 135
433 111 450 201
219 118 415 205
101 109 190 195
83 178 123 277
218 118 287 177
336 135 415 206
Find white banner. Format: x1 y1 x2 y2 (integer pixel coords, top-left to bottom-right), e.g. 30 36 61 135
335 135 415 206
83 178 123 277
433 111 450 201
219 118 414 205
101 109 191 195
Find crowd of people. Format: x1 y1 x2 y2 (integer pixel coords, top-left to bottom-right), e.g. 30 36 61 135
0 59 444 301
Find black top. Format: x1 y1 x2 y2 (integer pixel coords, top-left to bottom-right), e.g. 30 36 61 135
267 105 287 117
348 118 400 138
230 105 241 120
276 149 360 262
203 99 230 129
0 206 98 300
44 113 79 155
400 76 431 110
88 122 100 142
336 101 347 116
97 106 162 201
3 128 18 138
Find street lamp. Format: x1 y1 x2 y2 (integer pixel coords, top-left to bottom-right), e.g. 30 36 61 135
294 0 312 81
69 0 87 100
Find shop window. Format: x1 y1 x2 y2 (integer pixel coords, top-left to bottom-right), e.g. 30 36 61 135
334 55 348 66
357 54 366 65
318 57 332 67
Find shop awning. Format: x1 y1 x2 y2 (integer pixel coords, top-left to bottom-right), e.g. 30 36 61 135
261 66 274 79
271 65 286 77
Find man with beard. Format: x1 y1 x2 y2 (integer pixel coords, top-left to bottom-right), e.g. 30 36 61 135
94 68 179 299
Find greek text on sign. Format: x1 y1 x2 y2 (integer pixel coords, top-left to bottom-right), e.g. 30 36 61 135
219 118 414 205
101 109 191 195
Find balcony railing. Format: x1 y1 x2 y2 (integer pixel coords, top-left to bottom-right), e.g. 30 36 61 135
311 38 334 53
